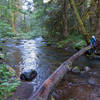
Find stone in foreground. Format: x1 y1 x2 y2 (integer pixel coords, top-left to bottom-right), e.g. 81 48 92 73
20 69 37 81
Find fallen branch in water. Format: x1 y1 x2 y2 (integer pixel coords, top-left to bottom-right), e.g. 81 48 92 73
29 45 91 100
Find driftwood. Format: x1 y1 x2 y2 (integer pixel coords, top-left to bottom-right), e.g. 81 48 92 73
29 45 91 100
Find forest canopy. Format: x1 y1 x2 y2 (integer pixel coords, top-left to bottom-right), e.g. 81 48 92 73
0 0 99 46
0 0 100 99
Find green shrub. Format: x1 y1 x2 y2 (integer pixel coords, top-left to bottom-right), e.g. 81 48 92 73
56 31 87 49
0 21 12 38
0 64 20 99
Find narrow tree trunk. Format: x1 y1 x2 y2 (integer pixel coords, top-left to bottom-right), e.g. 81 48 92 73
24 15 26 33
11 11 15 33
10 0 16 33
69 0 90 44
89 16 93 33
15 0 22 32
96 0 100 35
29 45 91 100
63 0 68 38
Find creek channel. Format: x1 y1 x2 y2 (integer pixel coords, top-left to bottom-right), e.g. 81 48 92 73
2 37 100 100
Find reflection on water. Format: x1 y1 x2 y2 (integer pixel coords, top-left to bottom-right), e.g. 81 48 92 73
19 40 38 69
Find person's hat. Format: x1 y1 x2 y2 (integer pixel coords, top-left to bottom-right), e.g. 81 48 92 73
92 35 95 38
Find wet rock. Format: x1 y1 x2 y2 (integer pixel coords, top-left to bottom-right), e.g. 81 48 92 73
80 71 90 78
65 47 70 50
47 43 52 46
11 65 16 67
20 69 37 81
15 42 20 45
0 59 4 63
72 66 80 73
88 78 96 85
0 47 3 51
80 66 90 77
51 44 57 48
80 71 85 74
1 40 6 43
68 82 73 88
65 46 76 53
52 92 60 98
84 66 90 72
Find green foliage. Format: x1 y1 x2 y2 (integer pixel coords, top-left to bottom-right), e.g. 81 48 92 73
0 64 20 99
56 31 87 49
69 99 75 100
73 40 87 49
0 20 14 38
0 21 11 32
33 8 45 19
0 0 98 46
0 53 5 60
5 32 15 38
14 29 43 39
43 7 66 39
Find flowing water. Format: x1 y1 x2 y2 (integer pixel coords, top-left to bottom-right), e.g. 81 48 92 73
2 37 100 100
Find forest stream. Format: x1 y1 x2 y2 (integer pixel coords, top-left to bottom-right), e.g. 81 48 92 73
2 37 100 100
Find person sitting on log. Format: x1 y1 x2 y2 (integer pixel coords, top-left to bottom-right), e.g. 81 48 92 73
90 35 96 54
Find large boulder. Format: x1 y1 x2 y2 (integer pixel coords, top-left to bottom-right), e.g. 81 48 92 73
20 69 37 81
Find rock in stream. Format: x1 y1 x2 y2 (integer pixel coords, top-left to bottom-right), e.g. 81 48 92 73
20 69 37 81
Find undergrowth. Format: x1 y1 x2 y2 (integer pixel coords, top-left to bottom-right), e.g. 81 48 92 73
0 64 20 100
56 32 87 49
0 51 20 100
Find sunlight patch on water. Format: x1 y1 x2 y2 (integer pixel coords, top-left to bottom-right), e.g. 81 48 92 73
19 40 38 70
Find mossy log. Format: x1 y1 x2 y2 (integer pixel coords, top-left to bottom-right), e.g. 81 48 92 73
29 45 91 100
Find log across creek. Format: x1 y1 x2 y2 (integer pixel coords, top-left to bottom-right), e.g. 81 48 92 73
29 45 91 100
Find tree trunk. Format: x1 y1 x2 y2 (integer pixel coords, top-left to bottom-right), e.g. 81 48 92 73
62 0 68 38
10 0 16 33
15 0 22 32
96 0 100 35
88 0 95 34
29 45 91 100
11 11 15 33
69 0 90 44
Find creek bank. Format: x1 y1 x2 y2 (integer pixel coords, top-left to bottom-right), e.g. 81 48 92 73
44 37 100 57
0 46 20 100
44 39 77 55
52 67 100 100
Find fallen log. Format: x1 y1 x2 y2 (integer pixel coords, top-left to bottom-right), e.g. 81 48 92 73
29 45 91 100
